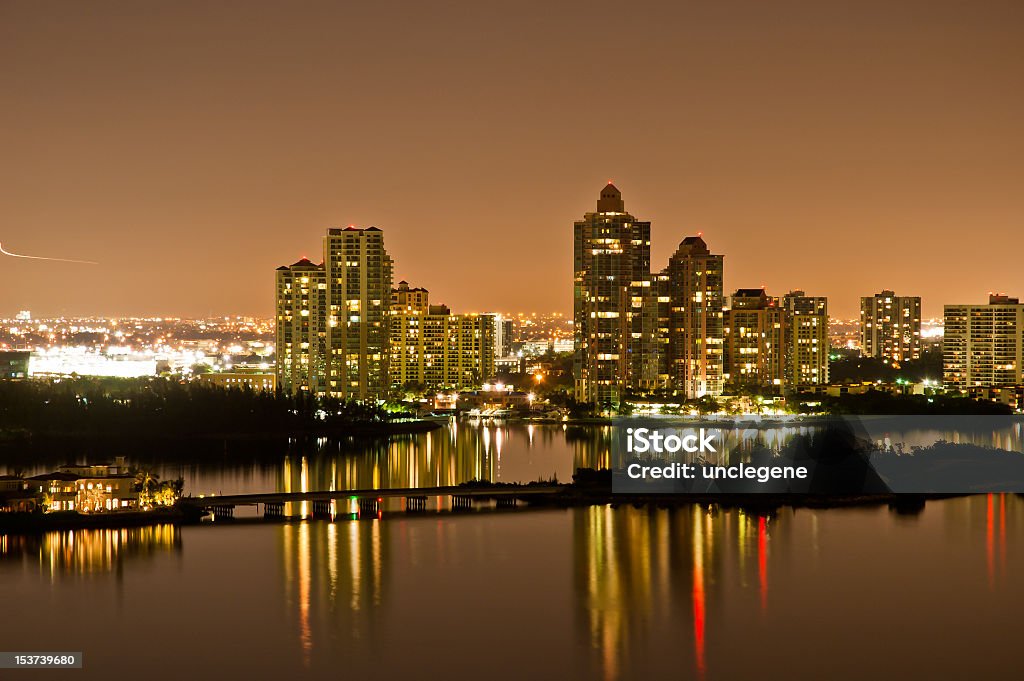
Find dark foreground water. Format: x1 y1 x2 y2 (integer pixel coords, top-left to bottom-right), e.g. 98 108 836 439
0 496 1022 680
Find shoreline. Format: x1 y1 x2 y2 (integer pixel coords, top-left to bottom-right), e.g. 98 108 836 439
0 417 443 449
0 506 200 533
0 485 967 535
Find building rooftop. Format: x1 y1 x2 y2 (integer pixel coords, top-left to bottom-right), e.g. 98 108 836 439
596 183 625 213
27 472 81 481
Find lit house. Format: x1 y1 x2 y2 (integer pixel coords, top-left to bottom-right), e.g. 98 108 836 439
26 472 80 511
27 463 140 512
0 474 39 513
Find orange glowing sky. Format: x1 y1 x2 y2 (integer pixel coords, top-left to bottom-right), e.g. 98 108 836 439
1 0 1021 319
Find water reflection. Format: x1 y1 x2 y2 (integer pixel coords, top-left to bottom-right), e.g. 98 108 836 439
5 422 1020 500
0 525 181 577
0 493 1019 679
267 497 1020 679
570 495 1020 680
279 518 388 666
275 425 611 503
249 421 1024 499
573 505 772 679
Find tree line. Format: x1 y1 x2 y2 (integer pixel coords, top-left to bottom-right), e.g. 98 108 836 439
0 377 391 439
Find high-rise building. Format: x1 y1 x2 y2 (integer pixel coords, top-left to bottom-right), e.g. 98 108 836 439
943 294 1024 392
662 236 725 398
782 291 829 389
388 282 495 390
491 315 514 358
275 258 327 394
723 288 785 393
445 313 496 388
650 270 672 390
860 290 921 365
276 227 392 399
573 183 651 407
323 227 393 400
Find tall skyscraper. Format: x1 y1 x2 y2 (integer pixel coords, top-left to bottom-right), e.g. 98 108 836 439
573 183 651 407
860 290 922 365
275 258 327 395
781 291 829 388
724 288 785 393
324 227 393 400
276 226 393 400
491 314 514 358
663 236 725 398
944 294 1024 392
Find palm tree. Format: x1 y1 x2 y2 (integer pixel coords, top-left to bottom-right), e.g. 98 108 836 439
133 468 160 503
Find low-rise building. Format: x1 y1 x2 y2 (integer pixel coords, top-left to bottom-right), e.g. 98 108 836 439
0 474 39 513
26 463 139 512
0 350 30 379
197 371 277 391
967 385 1024 412
456 390 533 411
26 472 80 511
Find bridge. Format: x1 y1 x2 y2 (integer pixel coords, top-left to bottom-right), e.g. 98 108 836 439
178 484 567 520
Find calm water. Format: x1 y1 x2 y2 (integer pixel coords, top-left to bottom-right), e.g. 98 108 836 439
0 498 1021 680
7 420 1021 498
2 423 1023 679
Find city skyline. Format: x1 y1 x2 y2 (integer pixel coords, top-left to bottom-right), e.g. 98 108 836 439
2 1 1022 320
3 5 1023 681
1 175 1015 322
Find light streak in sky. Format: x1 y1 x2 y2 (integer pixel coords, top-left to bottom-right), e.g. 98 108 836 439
0 242 98 264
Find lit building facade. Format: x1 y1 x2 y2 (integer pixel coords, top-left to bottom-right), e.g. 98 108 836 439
662 236 725 398
492 314 515 359
573 184 652 407
723 288 785 393
276 227 393 400
324 227 393 400
389 283 495 390
275 258 327 395
391 280 429 313
27 463 140 513
860 290 921 365
197 371 277 391
572 185 732 405
944 294 1024 392
782 291 829 389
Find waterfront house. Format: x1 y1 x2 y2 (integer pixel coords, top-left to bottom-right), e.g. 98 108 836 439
27 464 140 512
0 474 40 513
26 472 80 511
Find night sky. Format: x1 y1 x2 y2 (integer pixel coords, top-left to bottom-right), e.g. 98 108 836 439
2 0 1021 318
